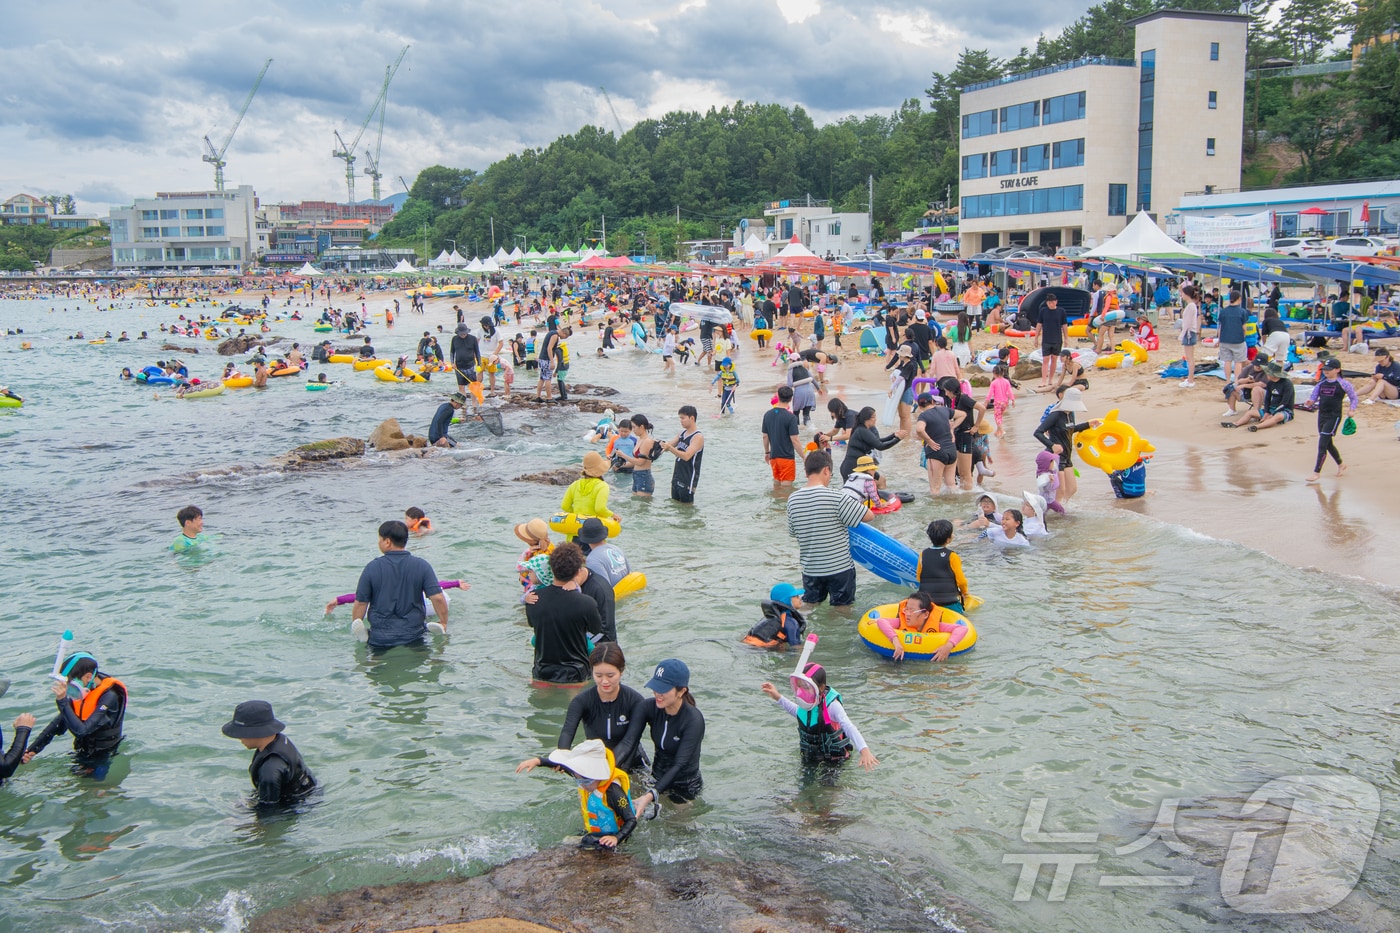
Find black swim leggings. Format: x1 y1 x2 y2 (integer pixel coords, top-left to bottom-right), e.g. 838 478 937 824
1314 413 1342 473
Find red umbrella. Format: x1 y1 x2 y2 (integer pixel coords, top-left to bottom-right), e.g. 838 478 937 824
1298 207 1329 215
1361 201 1371 223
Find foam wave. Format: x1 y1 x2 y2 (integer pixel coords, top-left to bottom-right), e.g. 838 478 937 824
390 832 537 872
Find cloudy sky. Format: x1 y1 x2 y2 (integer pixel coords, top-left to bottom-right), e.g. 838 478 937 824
0 0 1093 214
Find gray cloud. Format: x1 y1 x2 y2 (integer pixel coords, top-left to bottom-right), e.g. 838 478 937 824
0 0 1097 212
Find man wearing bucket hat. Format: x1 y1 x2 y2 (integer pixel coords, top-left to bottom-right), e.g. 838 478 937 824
428 392 468 448
221 700 317 809
24 652 127 777
575 517 631 590
1032 386 1097 507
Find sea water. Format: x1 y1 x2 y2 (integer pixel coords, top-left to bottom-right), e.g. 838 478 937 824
1 296 1399 932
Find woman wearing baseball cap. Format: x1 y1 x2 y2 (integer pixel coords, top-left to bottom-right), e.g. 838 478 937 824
616 659 704 816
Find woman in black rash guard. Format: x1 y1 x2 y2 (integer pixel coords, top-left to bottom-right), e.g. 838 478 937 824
840 406 905 481
618 659 704 812
516 643 649 774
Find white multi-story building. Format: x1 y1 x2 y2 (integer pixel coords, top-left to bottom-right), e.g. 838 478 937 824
957 9 1247 256
108 185 260 271
761 199 872 257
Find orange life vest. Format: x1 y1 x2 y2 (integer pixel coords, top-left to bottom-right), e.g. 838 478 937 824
71 677 127 720
406 516 433 533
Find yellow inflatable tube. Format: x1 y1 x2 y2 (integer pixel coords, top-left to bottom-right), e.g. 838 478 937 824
549 512 621 539
1067 323 1091 339
750 329 772 341
1118 339 1148 364
222 376 254 388
1095 352 1125 369
613 571 647 598
328 354 355 364
856 604 977 660
353 358 391 371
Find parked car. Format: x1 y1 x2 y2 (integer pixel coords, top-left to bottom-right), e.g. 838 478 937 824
1326 236 1384 259
1055 246 1091 259
1272 237 1328 258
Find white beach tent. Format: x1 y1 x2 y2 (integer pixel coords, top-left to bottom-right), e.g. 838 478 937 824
491 247 511 264
509 246 525 261
391 259 416 273
295 261 323 276
773 236 819 259
742 233 767 256
524 249 545 263
466 257 484 272
447 250 466 266
1082 211 1203 260
429 249 452 268
480 257 501 272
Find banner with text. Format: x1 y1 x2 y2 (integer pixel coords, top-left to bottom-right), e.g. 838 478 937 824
1183 211 1274 255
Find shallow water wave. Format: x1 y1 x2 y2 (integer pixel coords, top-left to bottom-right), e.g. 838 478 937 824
2 297 1400 931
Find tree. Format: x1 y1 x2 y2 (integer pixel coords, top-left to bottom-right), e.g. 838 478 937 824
1274 0 1354 63
1269 82 1352 181
409 166 476 209
58 195 76 215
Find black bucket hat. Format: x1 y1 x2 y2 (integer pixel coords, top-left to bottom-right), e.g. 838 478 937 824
221 700 286 739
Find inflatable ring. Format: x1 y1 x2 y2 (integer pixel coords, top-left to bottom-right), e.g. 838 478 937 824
1119 340 1148 364
353 358 391 371
1003 328 1034 338
1091 309 1126 329
1095 353 1125 369
0 396 23 408
1066 323 1091 339
910 376 937 397
613 571 647 598
976 349 1001 372
871 496 903 515
857 604 977 660
88 339 106 344
181 384 225 399
313 324 333 332
306 383 330 391
222 376 253 388
750 329 772 341
328 354 355 364
549 512 621 539
270 366 300 377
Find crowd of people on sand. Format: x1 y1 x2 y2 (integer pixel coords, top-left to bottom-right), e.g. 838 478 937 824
1 264 1392 857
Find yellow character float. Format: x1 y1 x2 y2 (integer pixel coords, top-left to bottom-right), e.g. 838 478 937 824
1074 408 1155 474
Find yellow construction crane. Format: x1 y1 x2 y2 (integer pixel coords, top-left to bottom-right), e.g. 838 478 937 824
202 58 272 192
333 45 409 203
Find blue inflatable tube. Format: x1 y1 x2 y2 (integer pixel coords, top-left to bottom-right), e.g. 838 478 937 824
847 522 919 587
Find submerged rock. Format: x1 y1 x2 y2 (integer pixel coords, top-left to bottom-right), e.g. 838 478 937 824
218 334 284 356
287 437 366 462
249 846 958 933
514 467 581 486
501 394 623 415
160 343 200 354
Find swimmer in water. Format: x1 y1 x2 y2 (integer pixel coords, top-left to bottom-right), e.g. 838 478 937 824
171 504 206 552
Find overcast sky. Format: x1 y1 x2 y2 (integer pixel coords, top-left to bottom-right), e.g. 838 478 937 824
0 0 1094 214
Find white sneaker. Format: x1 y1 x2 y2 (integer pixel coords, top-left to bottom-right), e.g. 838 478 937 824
1179 380 1196 387
426 621 447 635
351 619 369 643
1221 409 1237 418
1362 398 1376 405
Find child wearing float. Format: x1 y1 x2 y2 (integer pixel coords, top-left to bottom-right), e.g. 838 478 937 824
711 357 740 414
915 520 969 614
404 507 433 535
875 591 969 662
607 419 636 474
841 455 883 509
760 665 879 769
743 583 808 649
525 738 637 850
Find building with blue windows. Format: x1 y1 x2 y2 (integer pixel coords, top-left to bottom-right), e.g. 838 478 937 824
957 9 1247 256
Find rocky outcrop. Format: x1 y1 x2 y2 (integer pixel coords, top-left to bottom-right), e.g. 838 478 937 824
514 467 581 486
368 418 429 451
290 437 366 461
217 334 285 356
160 344 200 354
249 846 967 933
501 394 623 415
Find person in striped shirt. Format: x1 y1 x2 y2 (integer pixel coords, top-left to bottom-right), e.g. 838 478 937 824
785 450 871 607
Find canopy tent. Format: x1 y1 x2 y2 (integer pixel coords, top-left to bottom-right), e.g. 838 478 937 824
774 236 818 259
573 255 635 270
466 257 484 272
447 250 465 266
295 261 324 276
741 233 768 256
479 257 501 272
524 249 546 263
491 247 511 264
391 259 416 273
556 247 579 261
428 250 452 268
1082 212 1203 260
543 248 561 261
509 246 525 261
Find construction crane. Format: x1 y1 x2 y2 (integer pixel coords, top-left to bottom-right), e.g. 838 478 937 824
202 58 272 192
362 67 391 201
598 86 625 136
398 176 411 194
333 44 408 204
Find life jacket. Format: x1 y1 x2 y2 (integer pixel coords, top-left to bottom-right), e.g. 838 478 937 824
1106 291 1120 312
796 687 853 762
842 473 878 509
559 341 571 366
249 734 318 803
718 368 739 388
578 766 632 834
917 548 962 606
70 677 127 756
744 599 807 648
405 516 433 533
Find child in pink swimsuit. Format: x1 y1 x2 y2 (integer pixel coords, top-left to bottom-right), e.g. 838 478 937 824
986 364 1016 437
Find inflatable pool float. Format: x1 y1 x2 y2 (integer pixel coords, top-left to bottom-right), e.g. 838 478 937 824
313 324 333 332
1119 340 1148 364
222 376 253 388
327 354 355 364
1066 323 1091 339
205 331 221 340
1003 328 1034 338
374 365 427 383
934 301 965 314
1091 309 1126 329
88 339 106 344
181 384 224 399
136 372 175 386
1074 408 1155 473
1095 353 1125 369
353 358 391 371
910 376 937 397
613 571 647 598
976 349 1002 372
857 604 977 659
270 365 300 377
750 329 772 341
871 495 903 515
847 522 918 587
0 396 22 408
549 512 621 539
306 382 330 391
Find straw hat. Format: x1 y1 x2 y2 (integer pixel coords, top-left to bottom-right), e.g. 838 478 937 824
513 518 551 546
852 455 879 474
581 451 609 477
976 419 994 435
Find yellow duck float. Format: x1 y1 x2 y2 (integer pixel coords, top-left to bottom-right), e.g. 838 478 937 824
1074 408 1155 474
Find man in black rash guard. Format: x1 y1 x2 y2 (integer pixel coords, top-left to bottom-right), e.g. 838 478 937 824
449 323 481 390
618 659 705 812
525 543 601 684
0 709 35 786
221 700 317 810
